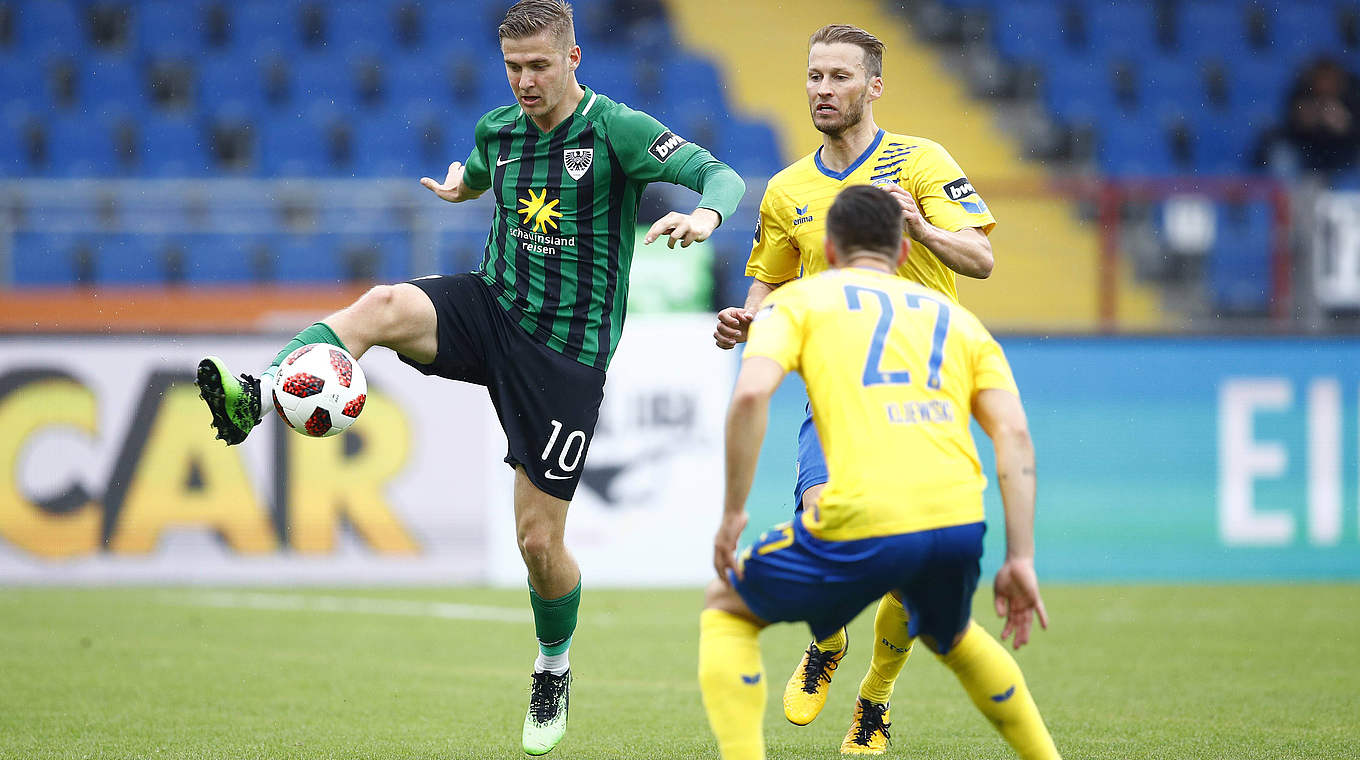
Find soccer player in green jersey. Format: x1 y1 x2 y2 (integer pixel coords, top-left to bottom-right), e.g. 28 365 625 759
194 1 745 755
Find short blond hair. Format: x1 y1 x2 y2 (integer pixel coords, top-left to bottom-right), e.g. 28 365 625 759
499 0 576 49
809 24 884 78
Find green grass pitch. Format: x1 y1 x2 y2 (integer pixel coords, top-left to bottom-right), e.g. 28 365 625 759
2 585 1357 759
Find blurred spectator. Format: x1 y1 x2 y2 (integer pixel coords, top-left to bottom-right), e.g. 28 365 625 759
1259 57 1360 176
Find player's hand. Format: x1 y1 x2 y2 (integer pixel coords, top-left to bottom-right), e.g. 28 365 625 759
993 557 1049 650
420 162 472 203
713 511 748 584
645 208 721 249
714 307 753 350
879 183 930 242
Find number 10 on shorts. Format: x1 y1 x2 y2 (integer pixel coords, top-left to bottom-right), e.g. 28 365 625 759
541 419 587 480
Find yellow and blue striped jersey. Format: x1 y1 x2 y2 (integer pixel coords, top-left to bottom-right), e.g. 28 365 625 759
746 130 995 303
744 267 1018 541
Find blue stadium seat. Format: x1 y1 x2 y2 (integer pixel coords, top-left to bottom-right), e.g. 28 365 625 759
292 54 358 111
385 52 449 108
258 112 330 176
137 0 202 59
1207 201 1273 313
231 1 300 55
1099 115 1175 175
17 0 83 57
352 113 421 176
329 2 397 53
1139 58 1204 117
992 0 1067 62
98 234 167 285
198 55 268 114
724 120 783 177
45 115 117 177
183 234 257 283
1041 55 1116 125
1179 1 1251 60
82 55 148 118
274 233 346 283
1085 3 1158 60
141 113 210 177
12 233 89 285
1272 2 1341 63
0 53 51 112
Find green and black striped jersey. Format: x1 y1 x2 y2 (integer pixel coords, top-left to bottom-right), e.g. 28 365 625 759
462 86 735 370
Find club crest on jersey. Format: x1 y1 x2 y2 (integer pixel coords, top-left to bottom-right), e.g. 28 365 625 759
564 148 593 181
648 130 687 162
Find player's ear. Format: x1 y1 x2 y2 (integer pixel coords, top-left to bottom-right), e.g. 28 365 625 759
894 238 909 267
825 237 842 268
568 44 581 71
867 75 883 102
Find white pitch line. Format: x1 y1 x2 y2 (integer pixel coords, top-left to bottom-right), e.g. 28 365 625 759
161 591 533 623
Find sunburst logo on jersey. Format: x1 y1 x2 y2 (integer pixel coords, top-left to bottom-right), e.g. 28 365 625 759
518 188 562 233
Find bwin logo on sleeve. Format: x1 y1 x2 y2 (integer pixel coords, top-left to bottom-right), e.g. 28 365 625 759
648 130 688 162
943 177 987 214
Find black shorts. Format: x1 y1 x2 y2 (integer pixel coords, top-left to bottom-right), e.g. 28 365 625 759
399 273 605 501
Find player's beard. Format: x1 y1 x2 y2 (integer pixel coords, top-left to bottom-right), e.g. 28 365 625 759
812 93 868 138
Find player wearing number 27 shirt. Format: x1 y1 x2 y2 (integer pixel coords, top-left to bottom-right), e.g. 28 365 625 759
712 23 995 756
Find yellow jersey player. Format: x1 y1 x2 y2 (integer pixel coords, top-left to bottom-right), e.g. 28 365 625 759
712 24 997 754
698 185 1059 760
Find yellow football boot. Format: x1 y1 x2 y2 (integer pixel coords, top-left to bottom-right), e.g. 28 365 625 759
782 641 847 725
840 698 891 755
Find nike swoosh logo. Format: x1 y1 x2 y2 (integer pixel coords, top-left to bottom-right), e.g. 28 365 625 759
740 673 761 685
543 470 572 480
497 156 520 167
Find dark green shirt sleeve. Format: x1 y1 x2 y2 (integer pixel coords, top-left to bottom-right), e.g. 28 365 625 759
604 105 746 223
462 113 493 192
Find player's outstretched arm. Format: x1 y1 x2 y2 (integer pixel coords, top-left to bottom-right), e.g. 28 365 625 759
879 183 994 278
716 356 785 581
419 162 486 203
974 387 1049 649
713 280 784 349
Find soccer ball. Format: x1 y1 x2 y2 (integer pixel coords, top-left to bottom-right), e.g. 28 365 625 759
271 344 367 437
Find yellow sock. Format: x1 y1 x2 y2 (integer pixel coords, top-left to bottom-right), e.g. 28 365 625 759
698 609 767 760
939 621 1061 760
858 593 914 703
814 626 847 653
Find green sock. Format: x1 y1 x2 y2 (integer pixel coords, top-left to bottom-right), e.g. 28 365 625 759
264 322 347 381
529 579 581 656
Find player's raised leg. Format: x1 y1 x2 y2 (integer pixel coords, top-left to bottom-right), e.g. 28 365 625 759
515 467 582 756
699 579 769 760
196 283 436 445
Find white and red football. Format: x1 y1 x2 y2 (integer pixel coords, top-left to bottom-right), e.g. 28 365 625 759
271 344 367 437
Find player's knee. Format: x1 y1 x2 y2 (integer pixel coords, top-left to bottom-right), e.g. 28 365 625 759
516 521 560 563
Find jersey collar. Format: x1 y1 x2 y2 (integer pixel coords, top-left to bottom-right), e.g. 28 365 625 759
814 129 885 181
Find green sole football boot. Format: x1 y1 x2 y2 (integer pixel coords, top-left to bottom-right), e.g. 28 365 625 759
196 356 262 445
522 670 570 756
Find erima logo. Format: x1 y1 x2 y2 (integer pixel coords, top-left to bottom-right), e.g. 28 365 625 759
648 130 687 162
991 685 1016 703
518 188 562 232
795 204 809 215
792 203 813 226
740 673 762 685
